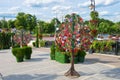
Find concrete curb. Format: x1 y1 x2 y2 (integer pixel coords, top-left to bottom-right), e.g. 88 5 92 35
93 53 120 58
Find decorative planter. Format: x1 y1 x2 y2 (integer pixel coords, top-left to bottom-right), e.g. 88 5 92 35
50 54 55 60
69 56 79 64
55 52 70 63
77 50 86 63
79 56 85 63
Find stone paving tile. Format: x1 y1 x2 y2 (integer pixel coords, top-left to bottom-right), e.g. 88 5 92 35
0 48 120 80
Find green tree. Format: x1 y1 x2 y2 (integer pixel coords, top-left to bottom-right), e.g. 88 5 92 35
0 20 2 28
15 12 27 30
90 11 99 20
89 11 99 31
15 12 37 32
25 14 37 33
1 17 8 28
97 18 115 34
8 20 15 28
98 22 109 34
50 18 61 33
111 22 120 34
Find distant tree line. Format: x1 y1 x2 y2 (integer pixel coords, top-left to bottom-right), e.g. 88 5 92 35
0 12 120 34
84 11 120 35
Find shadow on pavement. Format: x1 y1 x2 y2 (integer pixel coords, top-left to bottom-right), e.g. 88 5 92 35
4 74 58 80
25 58 47 62
37 53 49 57
78 71 95 77
101 68 120 79
84 58 115 64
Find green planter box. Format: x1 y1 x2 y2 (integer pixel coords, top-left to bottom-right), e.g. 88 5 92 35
50 54 55 60
78 56 85 63
77 50 86 63
55 52 70 63
69 56 79 64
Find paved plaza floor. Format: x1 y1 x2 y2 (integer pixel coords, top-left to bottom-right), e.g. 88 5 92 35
0 48 120 80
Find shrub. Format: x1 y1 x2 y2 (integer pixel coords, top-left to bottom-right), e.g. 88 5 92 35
12 48 24 62
24 47 32 59
12 47 32 62
32 42 36 47
77 50 86 57
40 40 46 47
0 32 12 49
90 40 115 53
12 44 20 48
50 42 55 60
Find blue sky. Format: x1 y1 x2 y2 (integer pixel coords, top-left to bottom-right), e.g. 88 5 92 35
0 0 120 22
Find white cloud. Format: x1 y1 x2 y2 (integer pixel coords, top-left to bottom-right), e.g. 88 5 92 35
114 15 120 22
99 11 109 16
52 5 72 14
42 7 49 10
9 7 21 12
96 0 114 6
114 12 120 15
80 12 87 15
78 0 119 7
78 2 89 7
24 0 65 7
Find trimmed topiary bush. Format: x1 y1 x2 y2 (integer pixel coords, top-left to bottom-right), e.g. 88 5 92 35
12 46 32 62
50 43 55 60
12 48 24 62
24 47 32 59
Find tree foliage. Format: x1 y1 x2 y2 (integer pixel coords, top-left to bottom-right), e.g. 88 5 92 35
0 17 8 28
55 13 93 77
15 12 37 32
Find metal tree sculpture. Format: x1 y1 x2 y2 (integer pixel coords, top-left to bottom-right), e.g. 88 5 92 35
55 13 93 78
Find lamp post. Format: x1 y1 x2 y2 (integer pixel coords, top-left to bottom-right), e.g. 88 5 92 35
36 22 39 48
54 19 57 40
11 28 16 48
89 0 95 11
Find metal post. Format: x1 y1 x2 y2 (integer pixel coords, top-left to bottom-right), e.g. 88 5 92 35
93 0 95 11
115 41 118 55
54 19 57 40
89 0 95 11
